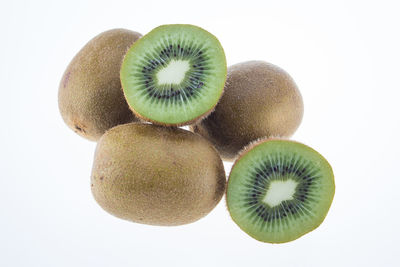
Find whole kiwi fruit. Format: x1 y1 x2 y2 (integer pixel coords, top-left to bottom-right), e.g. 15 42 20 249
58 29 142 141
191 60 304 161
91 123 226 226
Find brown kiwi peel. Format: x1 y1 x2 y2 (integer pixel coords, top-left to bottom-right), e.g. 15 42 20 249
191 60 304 161
58 29 142 141
91 123 226 226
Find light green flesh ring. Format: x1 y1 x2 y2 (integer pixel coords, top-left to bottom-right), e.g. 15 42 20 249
227 140 335 243
120 24 227 125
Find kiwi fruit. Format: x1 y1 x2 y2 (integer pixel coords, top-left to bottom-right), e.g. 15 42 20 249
120 24 227 126
58 28 142 141
191 60 304 161
91 123 226 226
226 139 334 243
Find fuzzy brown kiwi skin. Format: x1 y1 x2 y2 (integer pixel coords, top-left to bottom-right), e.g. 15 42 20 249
91 123 226 226
58 29 142 141
191 60 304 161
226 138 335 243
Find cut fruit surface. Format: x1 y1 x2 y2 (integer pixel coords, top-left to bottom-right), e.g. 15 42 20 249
120 24 227 126
227 139 335 243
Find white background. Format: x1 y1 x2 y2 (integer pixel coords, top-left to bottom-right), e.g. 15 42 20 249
1 0 399 266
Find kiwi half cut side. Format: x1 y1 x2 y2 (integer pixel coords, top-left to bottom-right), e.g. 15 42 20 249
227 139 335 243
120 24 227 126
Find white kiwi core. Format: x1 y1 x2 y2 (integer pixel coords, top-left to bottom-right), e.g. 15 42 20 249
262 179 298 207
156 60 190 85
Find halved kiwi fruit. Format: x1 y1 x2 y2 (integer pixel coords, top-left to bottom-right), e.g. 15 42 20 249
91 123 226 226
227 139 335 243
120 24 227 126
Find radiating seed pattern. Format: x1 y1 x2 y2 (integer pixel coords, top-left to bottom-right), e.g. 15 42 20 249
239 152 323 231
130 35 214 105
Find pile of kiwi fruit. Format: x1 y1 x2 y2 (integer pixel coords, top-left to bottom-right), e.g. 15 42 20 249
59 24 335 243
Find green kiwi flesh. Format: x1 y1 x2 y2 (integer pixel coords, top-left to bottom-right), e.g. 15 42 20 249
120 24 227 126
227 139 335 243
91 123 226 226
58 29 142 141
191 61 303 161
